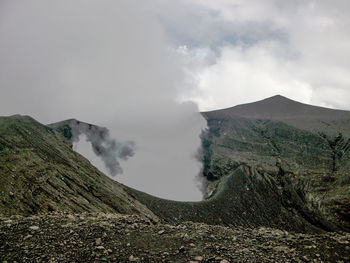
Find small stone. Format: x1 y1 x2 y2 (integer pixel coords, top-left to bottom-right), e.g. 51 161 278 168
302 256 310 262
194 256 203 261
96 246 105 250
274 246 289 253
220 260 230 263
23 234 33 240
29 226 39 230
66 214 74 219
158 230 165 235
129 255 139 262
95 238 102 245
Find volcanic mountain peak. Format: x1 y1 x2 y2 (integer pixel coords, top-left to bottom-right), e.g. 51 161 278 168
2 96 350 261
202 95 350 121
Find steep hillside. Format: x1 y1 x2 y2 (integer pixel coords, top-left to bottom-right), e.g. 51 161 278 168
0 115 157 221
1 95 350 234
123 96 350 233
200 95 350 231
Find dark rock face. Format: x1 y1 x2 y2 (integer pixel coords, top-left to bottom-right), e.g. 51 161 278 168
124 164 332 233
124 96 350 233
200 95 350 232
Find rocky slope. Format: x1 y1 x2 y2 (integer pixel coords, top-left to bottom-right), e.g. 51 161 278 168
122 96 350 233
1 96 350 261
200 95 350 232
2 96 349 234
1 213 349 263
0 115 156 221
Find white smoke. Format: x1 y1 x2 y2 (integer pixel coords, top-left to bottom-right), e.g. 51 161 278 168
53 119 135 176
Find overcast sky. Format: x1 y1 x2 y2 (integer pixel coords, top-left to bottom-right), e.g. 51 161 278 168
1 0 350 200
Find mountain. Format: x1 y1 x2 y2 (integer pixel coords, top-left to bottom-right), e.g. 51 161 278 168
202 95 350 120
0 115 157 220
2 96 350 232
2 97 350 261
202 95 350 136
124 95 350 232
2 96 350 233
200 95 350 231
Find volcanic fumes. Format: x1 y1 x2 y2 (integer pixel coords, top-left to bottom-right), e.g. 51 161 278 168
49 119 135 176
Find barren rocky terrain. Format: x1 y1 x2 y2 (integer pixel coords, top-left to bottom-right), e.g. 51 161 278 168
1 213 350 263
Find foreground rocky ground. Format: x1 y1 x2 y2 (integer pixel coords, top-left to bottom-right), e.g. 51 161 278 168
1 213 349 262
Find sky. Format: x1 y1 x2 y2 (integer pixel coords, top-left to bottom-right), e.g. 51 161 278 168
1 0 350 200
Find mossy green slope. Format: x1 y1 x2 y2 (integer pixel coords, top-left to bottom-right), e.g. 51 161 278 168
0 115 157 220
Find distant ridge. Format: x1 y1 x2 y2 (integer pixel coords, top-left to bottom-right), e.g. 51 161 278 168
202 95 350 121
0 115 157 219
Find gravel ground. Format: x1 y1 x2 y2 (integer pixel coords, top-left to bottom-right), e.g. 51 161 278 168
1 213 349 263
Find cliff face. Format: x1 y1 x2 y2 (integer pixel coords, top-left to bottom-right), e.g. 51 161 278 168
200 95 350 231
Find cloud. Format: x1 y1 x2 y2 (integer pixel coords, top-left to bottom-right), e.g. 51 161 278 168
151 0 287 48
154 0 350 110
181 42 313 110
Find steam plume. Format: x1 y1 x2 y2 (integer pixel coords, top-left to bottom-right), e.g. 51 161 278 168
49 119 135 176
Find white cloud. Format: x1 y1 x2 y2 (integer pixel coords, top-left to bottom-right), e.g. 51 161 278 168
157 0 350 111
182 43 313 110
